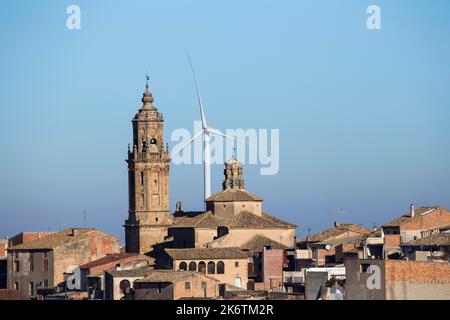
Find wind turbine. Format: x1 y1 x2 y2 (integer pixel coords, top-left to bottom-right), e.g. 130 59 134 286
173 54 258 205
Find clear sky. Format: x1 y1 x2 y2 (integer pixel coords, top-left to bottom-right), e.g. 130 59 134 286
1 0 449 242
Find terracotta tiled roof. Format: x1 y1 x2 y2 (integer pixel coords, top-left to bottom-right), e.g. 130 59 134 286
239 234 287 250
234 211 297 229
402 232 450 246
299 223 370 243
134 270 218 283
383 206 448 227
7 228 111 250
105 267 154 278
317 235 364 246
165 247 247 260
205 189 262 202
174 211 296 229
79 253 153 269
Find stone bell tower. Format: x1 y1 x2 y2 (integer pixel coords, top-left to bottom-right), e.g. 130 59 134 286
222 157 245 190
124 76 172 254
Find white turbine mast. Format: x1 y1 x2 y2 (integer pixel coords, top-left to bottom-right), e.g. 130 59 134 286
173 53 259 207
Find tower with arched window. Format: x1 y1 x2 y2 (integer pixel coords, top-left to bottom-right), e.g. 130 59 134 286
124 76 172 254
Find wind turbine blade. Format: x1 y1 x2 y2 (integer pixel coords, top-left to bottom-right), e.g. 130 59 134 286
186 52 208 130
208 128 266 151
171 130 203 159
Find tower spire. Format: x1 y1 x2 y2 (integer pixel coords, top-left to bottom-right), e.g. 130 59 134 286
145 73 150 91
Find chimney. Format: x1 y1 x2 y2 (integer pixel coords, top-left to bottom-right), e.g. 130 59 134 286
410 204 415 217
175 201 183 213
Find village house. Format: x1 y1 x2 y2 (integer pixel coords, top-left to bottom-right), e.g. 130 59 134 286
345 259 450 300
133 270 219 300
297 222 370 267
237 234 287 291
163 247 248 289
79 252 155 299
104 267 153 300
382 205 450 258
7 228 120 298
400 226 450 262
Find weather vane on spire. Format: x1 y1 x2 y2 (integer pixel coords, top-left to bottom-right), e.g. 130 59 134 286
145 72 150 90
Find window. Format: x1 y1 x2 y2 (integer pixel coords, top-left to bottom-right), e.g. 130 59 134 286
188 262 196 271
140 172 145 186
142 140 147 152
29 282 34 296
217 261 225 274
29 253 34 272
141 194 145 207
43 279 49 288
234 277 242 288
119 280 131 294
235 261 239 268
14 282 19 290
14 261 19 272
201 282 207 290
43 259 48 272
184 282 190 290
179 262 187 271
361 263 370 273
207 261 215 274
198 261 206 274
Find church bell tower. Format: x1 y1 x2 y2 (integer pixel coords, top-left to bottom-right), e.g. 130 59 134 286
124 76 172 254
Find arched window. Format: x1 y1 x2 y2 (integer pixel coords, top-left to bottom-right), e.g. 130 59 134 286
119 280 131 294
217 261 225 274
188 261 196 271
198 261 206 274
207 261 215 274
179 262 187 271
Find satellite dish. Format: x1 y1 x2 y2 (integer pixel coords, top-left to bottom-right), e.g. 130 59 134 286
325 244 331 251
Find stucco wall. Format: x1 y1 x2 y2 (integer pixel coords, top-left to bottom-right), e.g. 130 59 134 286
173 258 248 289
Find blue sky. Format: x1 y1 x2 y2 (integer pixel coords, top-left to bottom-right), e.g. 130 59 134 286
0 0 449 242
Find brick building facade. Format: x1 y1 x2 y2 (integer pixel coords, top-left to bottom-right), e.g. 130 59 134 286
7 228 120 298
345 259 450 300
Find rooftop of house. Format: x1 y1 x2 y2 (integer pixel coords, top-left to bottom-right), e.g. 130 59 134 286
173 210 297 229
8 228 115 250
365 228 382 238
205 188 263 202
299 222 370 243
105 266 154 278
79 252 154 269
134 270 218 284
165 247 248 260
402 231 450 247
383 206 448 227
317 235 365 247
239 234 288 251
